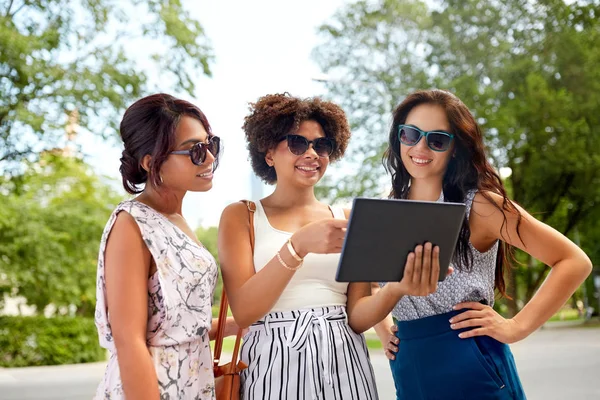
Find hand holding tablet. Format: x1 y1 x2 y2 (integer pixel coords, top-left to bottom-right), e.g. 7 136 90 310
335 198 466 283
385 242 454 297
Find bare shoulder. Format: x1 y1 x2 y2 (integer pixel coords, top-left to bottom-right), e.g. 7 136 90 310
108 210 144 246
470 190 532 243
219 201 255 241
104 210 151 280
220 201 252 222
471 190 520 217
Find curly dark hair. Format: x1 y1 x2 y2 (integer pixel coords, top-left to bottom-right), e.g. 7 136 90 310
242 93 351 184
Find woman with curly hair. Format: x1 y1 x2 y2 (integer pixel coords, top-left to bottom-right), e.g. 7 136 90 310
373 89 592 399
218 93 444 399
217 93 376 399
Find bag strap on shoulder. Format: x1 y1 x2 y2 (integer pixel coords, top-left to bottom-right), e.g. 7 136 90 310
213 200 256 372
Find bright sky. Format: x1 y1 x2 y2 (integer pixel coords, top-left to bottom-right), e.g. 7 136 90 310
79 0 347 228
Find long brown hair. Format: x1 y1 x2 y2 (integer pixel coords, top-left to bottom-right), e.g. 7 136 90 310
382 89 522 296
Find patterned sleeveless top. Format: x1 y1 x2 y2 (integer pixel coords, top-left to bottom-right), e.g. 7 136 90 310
94 200 218 399
385 190 499 321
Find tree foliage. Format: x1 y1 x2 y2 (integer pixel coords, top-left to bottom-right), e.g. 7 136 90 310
0 152 121 316
314 0 600 313
0 0 213 164
195 225 222 305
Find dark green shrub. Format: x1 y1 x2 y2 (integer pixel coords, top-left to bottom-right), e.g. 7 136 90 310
0 315 105 367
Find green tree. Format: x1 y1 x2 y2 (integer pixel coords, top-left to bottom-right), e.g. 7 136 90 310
0 152 122 316
0 0 212 164
313 0 600 314
195 225 222 305
313 0 432 200
425 0 600 312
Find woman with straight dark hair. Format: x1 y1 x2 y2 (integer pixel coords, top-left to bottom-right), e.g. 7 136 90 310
373 89 592 399
94 93 237 399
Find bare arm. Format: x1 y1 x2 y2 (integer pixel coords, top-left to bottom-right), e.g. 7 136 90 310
218 203 347 328
346 244 447 333
370 283 396 345
454 192 592 342
348 283 397 348
370 283 398 360
217 203 301 328
208 316 241 341
346 282 404 334
104 212 159 400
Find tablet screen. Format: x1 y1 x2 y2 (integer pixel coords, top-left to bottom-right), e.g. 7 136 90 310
335 198 466 282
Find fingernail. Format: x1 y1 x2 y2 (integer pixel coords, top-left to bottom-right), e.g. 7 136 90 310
453 305 458 310
458 333 465 338
450 324 456 329
391 356 395 360
395 339 399 344
449 318 454 323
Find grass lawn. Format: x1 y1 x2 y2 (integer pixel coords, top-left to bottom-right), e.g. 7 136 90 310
210 336 237 355
547 307 582 322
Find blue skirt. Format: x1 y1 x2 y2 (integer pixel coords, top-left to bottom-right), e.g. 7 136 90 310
390 310 526 400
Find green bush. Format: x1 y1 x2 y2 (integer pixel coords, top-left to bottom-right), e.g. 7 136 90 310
0 315 105 367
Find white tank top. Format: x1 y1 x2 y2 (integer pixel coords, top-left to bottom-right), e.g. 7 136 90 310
252 200 349 312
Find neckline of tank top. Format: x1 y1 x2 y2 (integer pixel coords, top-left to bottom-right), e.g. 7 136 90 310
257 200 338 235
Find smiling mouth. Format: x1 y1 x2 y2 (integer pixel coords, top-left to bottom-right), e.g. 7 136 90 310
196 170 213 178
296 166 319 173
410 157 432 165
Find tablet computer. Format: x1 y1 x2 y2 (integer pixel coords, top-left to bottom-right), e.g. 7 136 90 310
335 197 466 282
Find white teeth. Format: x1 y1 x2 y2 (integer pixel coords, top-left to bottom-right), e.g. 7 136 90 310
412 157 432 165
297 166 318 171
197 172 211 177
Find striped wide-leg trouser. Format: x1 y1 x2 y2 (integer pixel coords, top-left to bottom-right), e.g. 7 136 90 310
240 306 379 400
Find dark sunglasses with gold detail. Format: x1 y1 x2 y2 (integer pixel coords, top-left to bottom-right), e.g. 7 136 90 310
170 136 220 165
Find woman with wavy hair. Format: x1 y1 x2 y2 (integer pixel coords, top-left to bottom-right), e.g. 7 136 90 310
377 89 592 399
94 93 238 399
217 93 381 400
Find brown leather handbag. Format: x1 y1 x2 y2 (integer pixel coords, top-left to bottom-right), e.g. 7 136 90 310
213 200 255 399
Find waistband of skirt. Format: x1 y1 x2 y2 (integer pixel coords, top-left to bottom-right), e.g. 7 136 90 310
394 310 466 340
250 305 347 331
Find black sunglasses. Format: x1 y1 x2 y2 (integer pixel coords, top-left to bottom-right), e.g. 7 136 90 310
279 134 336 157
170 136 220 165
398 125 454 152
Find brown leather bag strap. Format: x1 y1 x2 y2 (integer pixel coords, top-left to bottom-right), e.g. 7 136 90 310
214 200 256 372
213 287 228 366
240 200 256 249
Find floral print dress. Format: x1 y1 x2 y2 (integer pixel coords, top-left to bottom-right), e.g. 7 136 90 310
94 200 218 399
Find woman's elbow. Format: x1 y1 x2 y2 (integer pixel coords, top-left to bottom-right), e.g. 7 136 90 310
561 252 593 282
579 254 593 278
228 308 256 330
347 317 367 335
